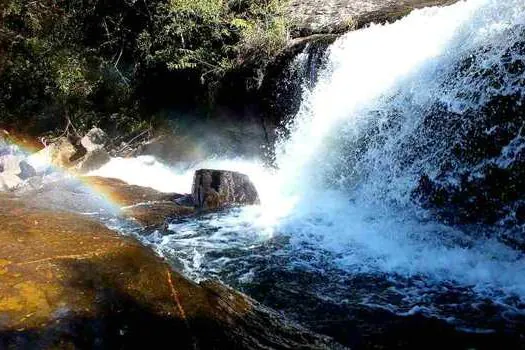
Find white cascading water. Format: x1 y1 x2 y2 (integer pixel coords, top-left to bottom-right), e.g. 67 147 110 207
270 0 525 271
91 0 525 329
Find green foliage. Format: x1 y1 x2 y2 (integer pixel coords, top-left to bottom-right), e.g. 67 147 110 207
238 5 288 58
52 53 94 99
0 0 290 136
137 0 289 83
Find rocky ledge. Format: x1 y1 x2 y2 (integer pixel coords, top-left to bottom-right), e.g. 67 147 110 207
0 195 343 349
287 0 459 37
0 131 339 347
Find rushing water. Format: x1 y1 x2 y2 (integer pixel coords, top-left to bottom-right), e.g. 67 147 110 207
91 0 525 347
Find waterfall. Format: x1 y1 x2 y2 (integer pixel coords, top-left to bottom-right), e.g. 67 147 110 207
275 0 524 209
92 0 525 333
260 0 525 301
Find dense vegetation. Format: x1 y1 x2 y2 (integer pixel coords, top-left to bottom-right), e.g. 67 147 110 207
0 0 289 137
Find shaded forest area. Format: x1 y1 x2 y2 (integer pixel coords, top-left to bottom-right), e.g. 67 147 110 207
0 0 289 138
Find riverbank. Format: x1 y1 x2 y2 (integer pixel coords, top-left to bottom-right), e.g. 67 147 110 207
0 184 342 349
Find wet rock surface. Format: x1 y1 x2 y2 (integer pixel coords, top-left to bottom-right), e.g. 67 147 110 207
411 61 525 233
192 169 260 210
0 195 343 349
0 155 36 180
85 176 195 228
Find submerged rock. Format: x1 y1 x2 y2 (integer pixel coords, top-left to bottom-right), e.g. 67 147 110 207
412 89 525 231
0 196 342 349
192 169 260 210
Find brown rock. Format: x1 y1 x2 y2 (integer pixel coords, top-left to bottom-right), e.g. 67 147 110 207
84 176 178 206
192 169 260 210
287 0 458 36
39 135 110 174
46 137 86 169
84 176 195 227
0 195 343 349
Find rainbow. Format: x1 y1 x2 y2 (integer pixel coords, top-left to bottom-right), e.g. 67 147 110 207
1 131 131 211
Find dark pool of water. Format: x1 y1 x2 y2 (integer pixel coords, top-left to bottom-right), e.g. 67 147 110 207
132 211 525 349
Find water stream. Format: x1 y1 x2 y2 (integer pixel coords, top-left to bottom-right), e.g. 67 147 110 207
89 0 525 347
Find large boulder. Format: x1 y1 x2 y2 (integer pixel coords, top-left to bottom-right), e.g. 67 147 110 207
81 127 108 152
37 130 110 174
192 169 260 210
0 195 342 349
46 136 85 169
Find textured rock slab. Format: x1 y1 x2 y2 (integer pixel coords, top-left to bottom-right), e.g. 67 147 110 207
0 196 343 349
11 175 194 228
192 169 260 210
287 0 458 36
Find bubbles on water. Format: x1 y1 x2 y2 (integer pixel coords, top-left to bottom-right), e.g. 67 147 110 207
94 0 525 334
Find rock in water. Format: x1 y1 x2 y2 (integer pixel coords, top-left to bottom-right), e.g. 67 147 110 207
84 176 195 227
192 169 260 210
